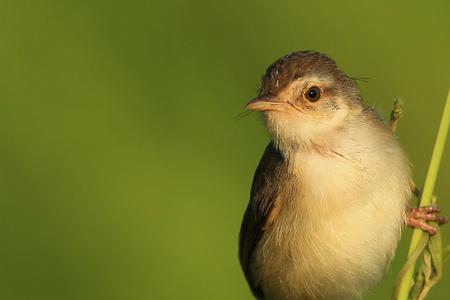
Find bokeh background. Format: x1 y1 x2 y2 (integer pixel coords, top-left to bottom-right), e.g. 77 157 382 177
1 0 449 299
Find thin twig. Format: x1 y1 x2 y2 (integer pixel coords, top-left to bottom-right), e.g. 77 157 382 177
390 98 404 131
389 99 420 197
392 235 429 298
394 88 450 300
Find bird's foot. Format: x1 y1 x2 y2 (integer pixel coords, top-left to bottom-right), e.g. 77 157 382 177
406 205 448 235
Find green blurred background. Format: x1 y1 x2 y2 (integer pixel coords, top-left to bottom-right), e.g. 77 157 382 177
1 0 449 299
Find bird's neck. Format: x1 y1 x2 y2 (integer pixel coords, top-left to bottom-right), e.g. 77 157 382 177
274 113 385 166
273 130 343 162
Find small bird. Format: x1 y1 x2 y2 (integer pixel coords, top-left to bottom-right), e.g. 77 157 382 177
239 51 447 300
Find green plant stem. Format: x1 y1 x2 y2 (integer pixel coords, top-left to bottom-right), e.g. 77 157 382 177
396 87 450 300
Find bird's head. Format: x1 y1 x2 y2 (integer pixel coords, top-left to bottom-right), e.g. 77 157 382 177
247 51 363 154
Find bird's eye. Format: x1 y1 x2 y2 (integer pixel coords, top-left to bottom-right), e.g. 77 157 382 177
305 86 321 102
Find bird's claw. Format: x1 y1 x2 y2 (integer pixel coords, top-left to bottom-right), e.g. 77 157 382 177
406 205 448 235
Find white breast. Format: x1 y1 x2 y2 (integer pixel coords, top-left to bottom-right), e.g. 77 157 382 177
253 129 412 300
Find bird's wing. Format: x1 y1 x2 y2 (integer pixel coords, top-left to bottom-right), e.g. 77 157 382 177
239 142 288 298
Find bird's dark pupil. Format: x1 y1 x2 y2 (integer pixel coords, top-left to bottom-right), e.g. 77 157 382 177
308 89 317 98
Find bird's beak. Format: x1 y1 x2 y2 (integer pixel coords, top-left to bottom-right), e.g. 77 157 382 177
246 96 283 111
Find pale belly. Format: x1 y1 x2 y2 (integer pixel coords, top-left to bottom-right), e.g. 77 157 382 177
254 198 405 300
252 153 410 300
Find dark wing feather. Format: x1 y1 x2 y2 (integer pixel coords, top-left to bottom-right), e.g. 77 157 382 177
239 142 287 298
